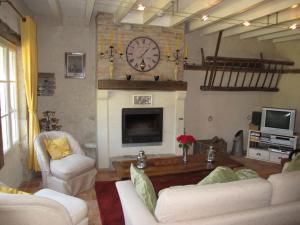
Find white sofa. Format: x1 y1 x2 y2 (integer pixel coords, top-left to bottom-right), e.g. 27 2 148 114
116 170 300 225
0 188 88 225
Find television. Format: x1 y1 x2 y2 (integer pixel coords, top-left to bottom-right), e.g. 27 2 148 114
261 107 296 136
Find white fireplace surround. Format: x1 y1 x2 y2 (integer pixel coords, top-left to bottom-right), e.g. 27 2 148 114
97 90 186 169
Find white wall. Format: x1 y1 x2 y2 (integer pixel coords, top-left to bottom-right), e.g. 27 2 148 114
0 0 31 187
36 17 96 146
184 32 280 151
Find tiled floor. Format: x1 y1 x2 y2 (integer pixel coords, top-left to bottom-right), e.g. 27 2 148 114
20 156 282 225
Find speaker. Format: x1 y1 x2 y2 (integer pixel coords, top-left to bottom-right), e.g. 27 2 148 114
252 111 262 126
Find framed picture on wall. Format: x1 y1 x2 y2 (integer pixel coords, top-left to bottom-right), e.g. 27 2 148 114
133 95 152 105
65 52 86 78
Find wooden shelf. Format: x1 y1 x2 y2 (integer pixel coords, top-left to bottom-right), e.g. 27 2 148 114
98 80 187 91
200 86 279 92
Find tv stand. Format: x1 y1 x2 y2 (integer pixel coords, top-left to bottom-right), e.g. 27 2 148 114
247 130 298 164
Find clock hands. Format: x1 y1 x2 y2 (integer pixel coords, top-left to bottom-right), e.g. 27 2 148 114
138 48 149 58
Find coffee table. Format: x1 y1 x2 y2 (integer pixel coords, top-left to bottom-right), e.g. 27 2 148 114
112 153 243 179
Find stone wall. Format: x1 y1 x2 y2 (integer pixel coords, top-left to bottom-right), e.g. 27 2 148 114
96 13 185 81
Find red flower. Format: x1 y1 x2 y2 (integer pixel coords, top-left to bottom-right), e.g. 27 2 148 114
176 134 196 145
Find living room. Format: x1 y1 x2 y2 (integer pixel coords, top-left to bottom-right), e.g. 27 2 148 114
1 0 300 225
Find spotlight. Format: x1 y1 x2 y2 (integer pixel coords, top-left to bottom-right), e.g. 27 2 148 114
289 24 297 30
243 21 251 26
137 3 145 11
202 15 209 21
291 4 298 9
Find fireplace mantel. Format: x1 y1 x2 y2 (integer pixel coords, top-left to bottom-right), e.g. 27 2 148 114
98 80 187 91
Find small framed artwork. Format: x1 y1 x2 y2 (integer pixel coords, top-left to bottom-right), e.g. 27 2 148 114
65 52 86 78
133 95 152 105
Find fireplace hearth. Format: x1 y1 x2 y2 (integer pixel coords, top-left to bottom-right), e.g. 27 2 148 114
122 108 163 144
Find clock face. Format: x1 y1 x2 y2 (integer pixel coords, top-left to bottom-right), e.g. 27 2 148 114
126 37 160 72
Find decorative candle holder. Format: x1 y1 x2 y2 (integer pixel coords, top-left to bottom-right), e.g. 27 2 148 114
166 49 188 80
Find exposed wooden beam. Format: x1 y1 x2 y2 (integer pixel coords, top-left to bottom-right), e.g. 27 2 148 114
258 29 300 41
192 0 300 34
143 0 172 24
85 0 95 25
223 7 300 37
169 0 222 27
273 34 300 43
188 0 265 32
114 0 138 24
48 0 62 22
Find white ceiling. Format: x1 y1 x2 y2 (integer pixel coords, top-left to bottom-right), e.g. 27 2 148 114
22 0 300 43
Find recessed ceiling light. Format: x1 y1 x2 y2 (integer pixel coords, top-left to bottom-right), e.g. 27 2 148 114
243 21 251 26
291 4 298 9
289 23 297 30
137 3 145 11
202 15 209 21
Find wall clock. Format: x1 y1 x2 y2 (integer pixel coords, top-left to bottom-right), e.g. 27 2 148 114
126 37 160 72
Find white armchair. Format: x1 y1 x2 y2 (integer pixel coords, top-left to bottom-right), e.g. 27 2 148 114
0 187 88 225
34 131 97 195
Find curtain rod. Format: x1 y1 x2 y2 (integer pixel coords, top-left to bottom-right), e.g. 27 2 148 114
0 0 26 22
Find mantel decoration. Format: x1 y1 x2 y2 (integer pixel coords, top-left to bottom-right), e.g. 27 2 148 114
99 31 124 79
39 111 62 132
166 34 188 81
177 134 196 164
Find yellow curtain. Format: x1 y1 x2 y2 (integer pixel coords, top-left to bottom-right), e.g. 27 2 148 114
21 16 40 171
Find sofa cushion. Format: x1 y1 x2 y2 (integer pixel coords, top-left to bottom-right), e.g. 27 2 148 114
130 164 157 214
155 178 272 223
0 186 31 195
50 154 95 180
198 166 239 185
34 188 87 225
44 137 72 160
235 169 260 180
282 154 300 173
268 170 300 205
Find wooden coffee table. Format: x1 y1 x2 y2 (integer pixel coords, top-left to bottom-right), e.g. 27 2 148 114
112 153 243 179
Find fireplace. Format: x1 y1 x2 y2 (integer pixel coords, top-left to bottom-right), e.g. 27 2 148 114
122 108 163 144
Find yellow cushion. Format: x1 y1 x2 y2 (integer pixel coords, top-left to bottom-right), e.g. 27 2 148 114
0 186 31 195
44 137 72 160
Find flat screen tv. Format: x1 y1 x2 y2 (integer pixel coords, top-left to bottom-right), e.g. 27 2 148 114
261 107 296 136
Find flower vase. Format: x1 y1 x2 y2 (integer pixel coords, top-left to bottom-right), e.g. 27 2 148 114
182 146 188 164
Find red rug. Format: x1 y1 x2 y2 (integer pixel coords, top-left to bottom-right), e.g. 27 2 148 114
95 175 204 225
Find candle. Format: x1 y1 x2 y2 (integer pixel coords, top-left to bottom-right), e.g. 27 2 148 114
100 34 105 53
175 36 180 50
184 46 188 58
118 35 123 54
109 31 114 47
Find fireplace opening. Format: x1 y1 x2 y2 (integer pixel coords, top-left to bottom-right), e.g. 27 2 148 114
122 108 163 144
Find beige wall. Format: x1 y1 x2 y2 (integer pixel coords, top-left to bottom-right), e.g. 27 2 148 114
184 32 281 151
36 17 96 145
272 41 300 135
96 13 184 81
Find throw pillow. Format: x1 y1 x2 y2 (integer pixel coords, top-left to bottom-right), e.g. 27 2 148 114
235 169 260 180
282 154 300 173
130 164 157 214
44 137 72 160
0 186 31 195
198 166 239 185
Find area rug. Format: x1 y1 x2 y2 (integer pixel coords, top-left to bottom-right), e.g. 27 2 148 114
95 175 204 225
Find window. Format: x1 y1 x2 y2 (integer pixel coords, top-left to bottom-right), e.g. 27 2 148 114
0 40 19 153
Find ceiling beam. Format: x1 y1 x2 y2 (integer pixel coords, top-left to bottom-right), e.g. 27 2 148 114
169 0 222 27
273 34 300 43
188 0 265 32
240 19 300 39
192 0 300 35
114 0 138 24
143 0 172 24
258 29 300 41
85 0 95 25
48 0 62 22
223 7 300 37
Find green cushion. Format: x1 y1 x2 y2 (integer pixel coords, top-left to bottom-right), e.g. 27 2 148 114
130 164 157 214
282 154 300 173
198 166 239 185
235 169 259 180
